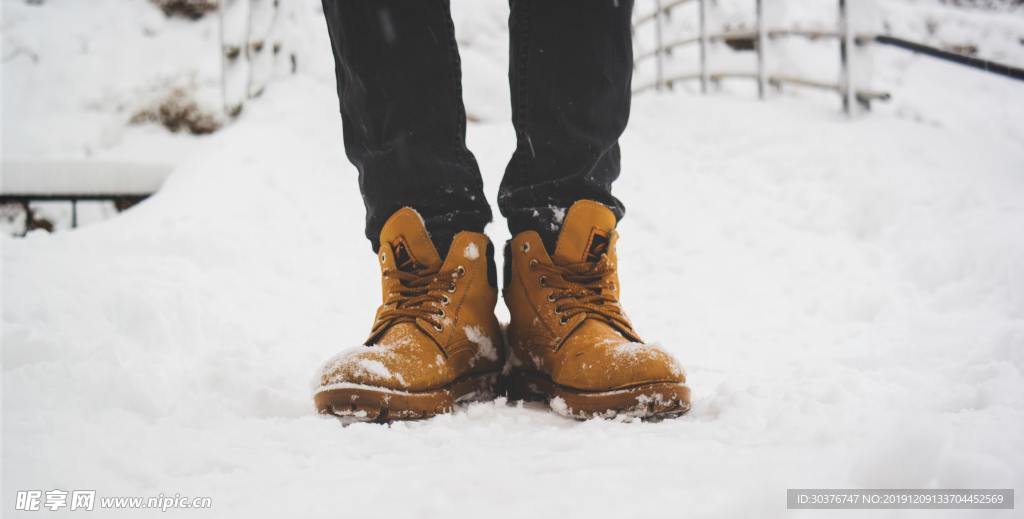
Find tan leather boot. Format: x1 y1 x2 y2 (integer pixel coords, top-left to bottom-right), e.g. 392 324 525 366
503 200 690 419
313 207 502 422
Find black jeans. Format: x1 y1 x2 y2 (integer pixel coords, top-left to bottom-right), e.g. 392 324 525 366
322 0 633 255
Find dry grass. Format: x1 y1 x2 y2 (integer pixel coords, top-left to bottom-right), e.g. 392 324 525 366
130 88 221 135
151 0 219 20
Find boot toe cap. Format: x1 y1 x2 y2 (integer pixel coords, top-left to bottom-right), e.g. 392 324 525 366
315 345 447 392
552 339 686 392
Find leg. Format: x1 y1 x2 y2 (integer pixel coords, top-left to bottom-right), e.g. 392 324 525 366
322 0 491 255
499 0 633 253
500 2 690 419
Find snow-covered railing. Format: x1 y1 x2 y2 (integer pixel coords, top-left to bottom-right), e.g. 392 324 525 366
633 0 883 114
633 0 1024 114
0 161 172 231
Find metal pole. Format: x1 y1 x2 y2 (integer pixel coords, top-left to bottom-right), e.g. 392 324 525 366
756 0 766 99
654 0 664 92
71 199 77 228
21 200 33 235
218 2 228 115
874 35 1024 81
699 0 709 93
244 0 254 99
839 0 855 115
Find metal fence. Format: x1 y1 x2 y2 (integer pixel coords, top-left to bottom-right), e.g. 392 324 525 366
218 0 290 116
0 161 171 235
633 0 1024 114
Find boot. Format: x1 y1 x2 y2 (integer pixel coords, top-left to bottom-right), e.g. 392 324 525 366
503 200 690 419
313 207 503 422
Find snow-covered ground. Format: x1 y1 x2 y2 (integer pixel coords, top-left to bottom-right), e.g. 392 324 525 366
3 0 1024 517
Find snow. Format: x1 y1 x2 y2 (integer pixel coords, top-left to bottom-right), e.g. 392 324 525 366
464 325 498 362
355 359 392 380
0 160 173 194
1 0 223 162
4 0 1024 518
609 341 686 378
463 241 480 260
551 205 566 224
549 396 572 418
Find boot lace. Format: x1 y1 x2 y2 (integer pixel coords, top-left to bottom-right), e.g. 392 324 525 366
530 255 633 330
376 266 464 332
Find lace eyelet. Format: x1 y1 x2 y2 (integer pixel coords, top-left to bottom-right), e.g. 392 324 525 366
547 293 556 302
455 265 466 277
529 259 538 269
553 307 561 315
441 295 450 305
434 324 444 332
521 242 530 253
436 308 446 318
538 275 547 287
559 316 569 325
448 283 457 293
380 252 386 264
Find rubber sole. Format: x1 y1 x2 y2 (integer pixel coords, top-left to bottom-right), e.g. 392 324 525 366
504 369 691 421
314 371 499 424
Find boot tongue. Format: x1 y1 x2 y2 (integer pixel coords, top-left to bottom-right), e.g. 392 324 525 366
379 207 442 273
552 200 617 265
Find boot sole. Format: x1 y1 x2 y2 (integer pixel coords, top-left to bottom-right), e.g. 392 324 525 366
314 371 499 424
504 369 691 421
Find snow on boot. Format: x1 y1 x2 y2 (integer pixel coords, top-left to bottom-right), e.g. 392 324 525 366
503 200 690 420
313 207 503 422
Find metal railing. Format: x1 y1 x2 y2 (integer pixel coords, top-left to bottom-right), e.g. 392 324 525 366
873 35 1024 82
633 0 879 113
0 161 171 234
218 0 289 117
633 0 1024 114
0 194 149 232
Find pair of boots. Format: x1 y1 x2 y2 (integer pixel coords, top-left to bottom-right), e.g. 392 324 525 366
313 200 690 421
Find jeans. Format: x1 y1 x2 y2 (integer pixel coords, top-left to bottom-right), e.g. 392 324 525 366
321 0 633 256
